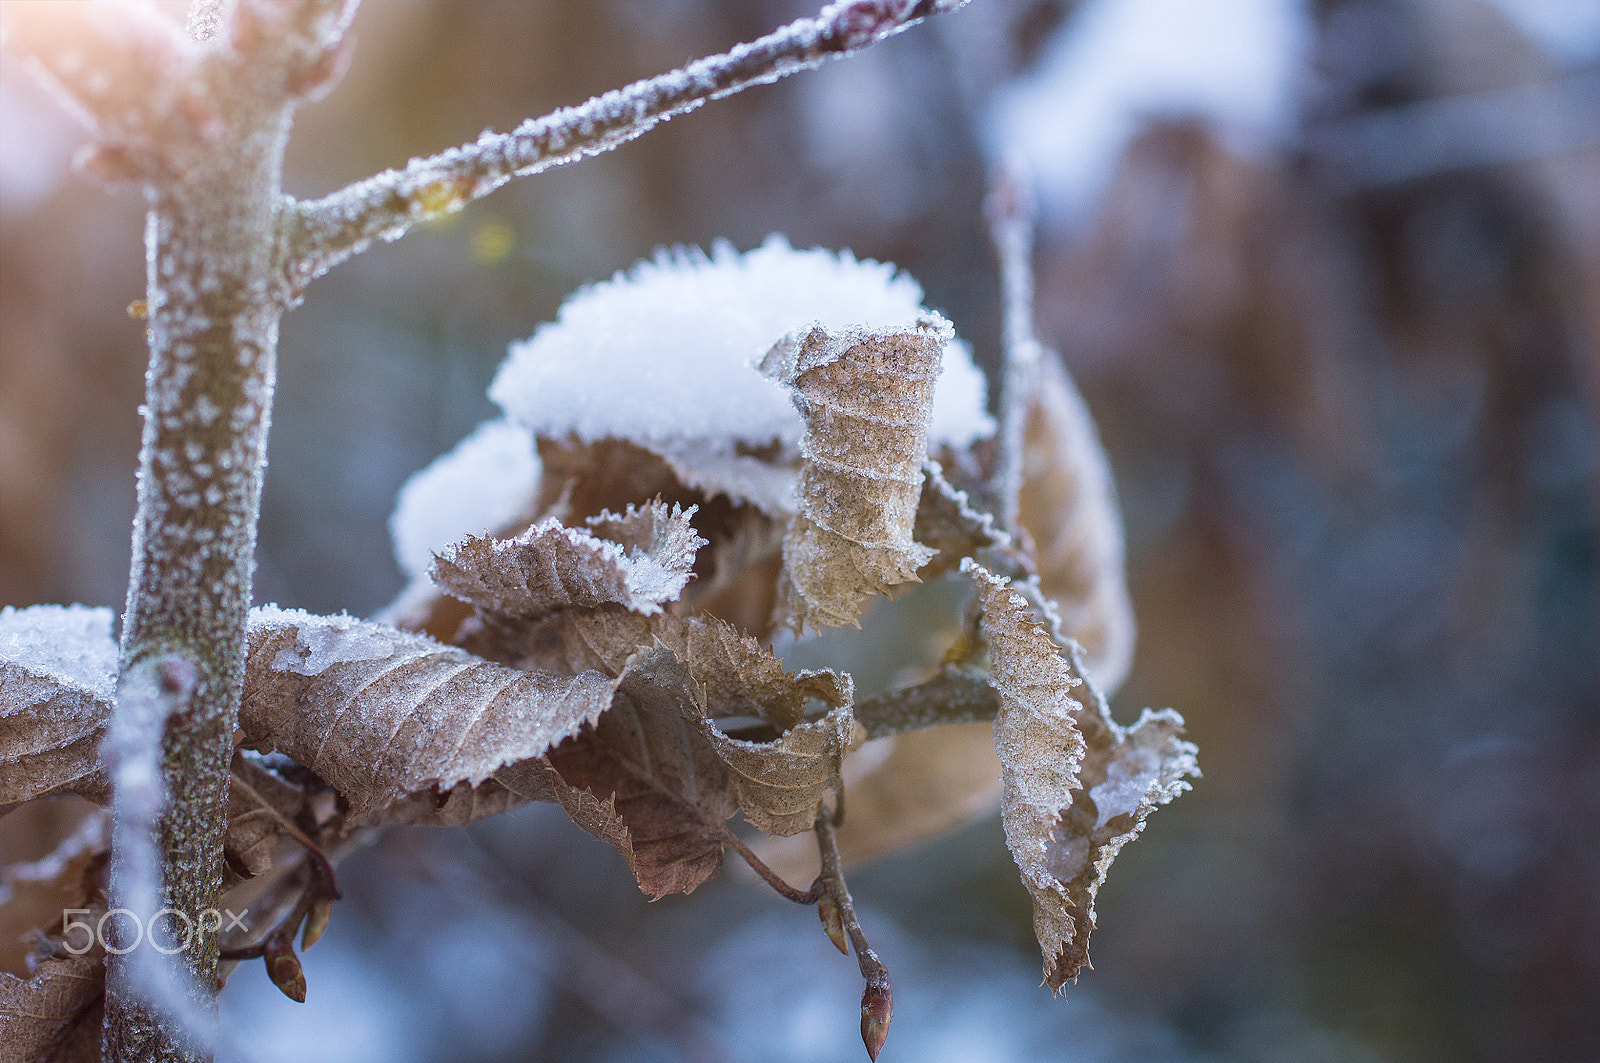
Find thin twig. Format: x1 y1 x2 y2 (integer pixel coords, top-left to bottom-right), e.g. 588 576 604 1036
850 666 1000 740
723 830 823 904
282 0 973 290
814 805 893 1060
985 162 1043 534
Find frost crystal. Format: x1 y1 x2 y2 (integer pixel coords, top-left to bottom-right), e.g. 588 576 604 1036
389 419 541 580
0 604 118 699
252 606 402 677
488 236 993 510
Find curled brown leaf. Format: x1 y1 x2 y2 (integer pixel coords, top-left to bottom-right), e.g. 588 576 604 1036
431 501 705 621
969 561 1196 990
514 607 859 838
761 320 950 632
543 649 738 897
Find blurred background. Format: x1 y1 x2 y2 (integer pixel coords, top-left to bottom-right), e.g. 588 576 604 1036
2 0 1596 1060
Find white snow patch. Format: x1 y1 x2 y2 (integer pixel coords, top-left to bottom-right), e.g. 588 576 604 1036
389 419 541 581
251 606 401 677
0 604 118 699
488 236 993 510
987 0 1310 225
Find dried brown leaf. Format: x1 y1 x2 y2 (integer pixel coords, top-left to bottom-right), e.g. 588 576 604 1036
532 437 688 525
676 505 786 640
0 951 104 1063
241 608 621 825
0 606 117 811
512 607 850 731
969 561 1197 990
223 754 315 881
752 721 1004 883
431 501 705 620
760 320 950 632
913 462 1007 580
543 649 738 897
1017 355 1136 694
514 608 858 837
693 698 856 837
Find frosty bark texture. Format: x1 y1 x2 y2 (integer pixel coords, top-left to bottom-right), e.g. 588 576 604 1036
92 3 356 1059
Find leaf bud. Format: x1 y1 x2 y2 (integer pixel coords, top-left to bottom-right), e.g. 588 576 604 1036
301 897 333 951
817 893 848 955
860 979 892 1061
264 938 307 1003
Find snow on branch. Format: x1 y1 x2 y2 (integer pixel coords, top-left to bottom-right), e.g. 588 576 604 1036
282 0 973 289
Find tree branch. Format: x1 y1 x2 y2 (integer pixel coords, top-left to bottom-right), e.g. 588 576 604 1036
281 0 972 292
984 163 1043 533
80 3 359 1059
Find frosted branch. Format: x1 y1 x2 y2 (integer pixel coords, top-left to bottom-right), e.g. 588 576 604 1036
103 655 220 1059
283 0 972 290
985 163 1044 534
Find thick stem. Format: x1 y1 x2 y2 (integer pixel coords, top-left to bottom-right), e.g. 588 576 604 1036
105 86 294 1063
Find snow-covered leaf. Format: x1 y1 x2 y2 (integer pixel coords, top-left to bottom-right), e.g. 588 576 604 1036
762 320 948 632
0 605 117 810
488 237 992 514
969 561 1197 990
389 418 541 582
431 501 705 620
1017 355 1136 694
240 608 621 825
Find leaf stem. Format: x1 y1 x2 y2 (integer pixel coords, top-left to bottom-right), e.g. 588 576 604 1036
723 830 823 904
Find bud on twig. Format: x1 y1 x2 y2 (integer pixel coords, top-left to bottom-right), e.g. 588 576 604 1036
264 937 306 1003
301 896 333 951
860 979 893 1061
818 893 849 955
